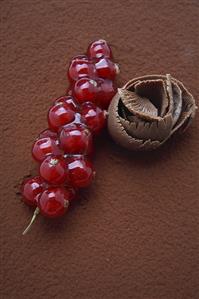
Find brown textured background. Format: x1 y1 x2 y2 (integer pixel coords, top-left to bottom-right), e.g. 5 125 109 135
1 1 199 298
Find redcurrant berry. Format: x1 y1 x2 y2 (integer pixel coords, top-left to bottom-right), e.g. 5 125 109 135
68 58 96 82
48 103 75 131
81 102 106 134
40 156 66 185
38 187 70 218
97 79 117 109
32 137 62 162
95 58 119 80
73 78 99 104
87 39 112 60
65 156 94 188
59 124 93 155
54 95 79 111
21 176 44 207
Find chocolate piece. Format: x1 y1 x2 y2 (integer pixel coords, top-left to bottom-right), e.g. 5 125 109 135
108 74 197 150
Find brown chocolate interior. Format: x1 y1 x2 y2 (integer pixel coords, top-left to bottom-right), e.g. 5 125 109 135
129 80 167 117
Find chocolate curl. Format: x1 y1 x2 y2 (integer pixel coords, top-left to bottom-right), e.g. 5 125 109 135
108 74 197 151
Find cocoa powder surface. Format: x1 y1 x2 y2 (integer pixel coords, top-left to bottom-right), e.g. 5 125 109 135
1 1 199 299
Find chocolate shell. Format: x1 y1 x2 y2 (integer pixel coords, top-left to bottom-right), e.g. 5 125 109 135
108 74 197 150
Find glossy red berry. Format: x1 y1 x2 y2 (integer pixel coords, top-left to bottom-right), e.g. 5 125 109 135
97 79 117 109
38 129 58 140
40 156 66 185
95 58 119 80
54 95 79 111
87 39 112 60
59 124 93 155
48 103 75 131
65 156 94 188
81 102 106 134
32 137 62 162
68 58 96 82
73 78 99 104
38 187 70 218
21 176 44 206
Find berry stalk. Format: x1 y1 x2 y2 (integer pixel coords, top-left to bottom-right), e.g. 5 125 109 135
22 207 40 235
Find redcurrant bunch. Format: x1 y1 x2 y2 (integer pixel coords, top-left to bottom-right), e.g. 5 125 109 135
21 40 119 234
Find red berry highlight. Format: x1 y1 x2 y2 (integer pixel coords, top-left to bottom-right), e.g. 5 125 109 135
95 58 118 80
38 187 70 218
21 176 44 207
73 78 99 104
48 103 75 131
87 39 112 60
59 124 93 155
65 156 94 188
32 137 62 162
68 58 96 82
81 102 106 134
40 156 66 185
60 113 85 133
54 95 78 111
70 112 85 127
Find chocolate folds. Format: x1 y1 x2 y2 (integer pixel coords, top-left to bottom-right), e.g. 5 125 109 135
108 74 197 150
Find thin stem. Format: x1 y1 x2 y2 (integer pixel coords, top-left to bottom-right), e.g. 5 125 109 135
22 207 40 235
